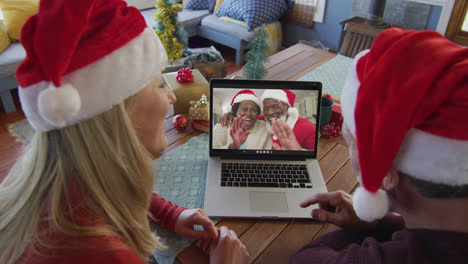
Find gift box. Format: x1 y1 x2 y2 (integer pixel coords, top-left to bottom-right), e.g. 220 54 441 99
191 120 209 133
163 69 209 114
189 94 209 121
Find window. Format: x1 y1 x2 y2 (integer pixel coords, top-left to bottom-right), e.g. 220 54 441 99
295 0 326 23
445 0 468 45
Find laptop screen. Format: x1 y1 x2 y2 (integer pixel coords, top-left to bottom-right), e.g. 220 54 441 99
210 79 322 159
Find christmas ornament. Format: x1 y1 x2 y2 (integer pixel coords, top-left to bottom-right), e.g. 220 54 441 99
320 122 341 139
243 24 268 80
176 67 193 82
172 114 187 131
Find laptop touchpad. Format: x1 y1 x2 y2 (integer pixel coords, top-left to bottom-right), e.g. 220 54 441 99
249 192 288 213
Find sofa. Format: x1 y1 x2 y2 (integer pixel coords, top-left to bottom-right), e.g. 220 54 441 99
140 7 257 65
0 0 289 112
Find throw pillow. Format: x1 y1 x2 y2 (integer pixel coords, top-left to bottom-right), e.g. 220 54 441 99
216 0 292 31
208 0 216 12
0 0 39 41
0 20 11 54
213 0 224 13
125 0 155 10
185 0 209 10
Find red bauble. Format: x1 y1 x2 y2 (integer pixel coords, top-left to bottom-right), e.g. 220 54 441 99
176 67 193 83
172 114 187 131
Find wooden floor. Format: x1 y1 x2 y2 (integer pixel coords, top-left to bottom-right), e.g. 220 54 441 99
0 45 243 184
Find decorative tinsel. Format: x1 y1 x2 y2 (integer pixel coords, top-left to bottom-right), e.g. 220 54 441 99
153 0 188 61
243 24 268 80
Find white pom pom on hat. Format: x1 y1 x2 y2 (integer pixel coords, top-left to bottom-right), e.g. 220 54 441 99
38 84 81 128
352 187 390 222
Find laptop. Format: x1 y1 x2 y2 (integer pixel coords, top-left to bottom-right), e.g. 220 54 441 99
204 79 328 218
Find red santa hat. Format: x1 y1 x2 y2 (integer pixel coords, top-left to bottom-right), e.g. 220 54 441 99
261 89 299 129
228 89 260 112
15 0 167 131
341 28 468 222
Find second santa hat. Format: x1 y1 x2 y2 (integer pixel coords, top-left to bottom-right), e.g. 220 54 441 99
341 28 468 222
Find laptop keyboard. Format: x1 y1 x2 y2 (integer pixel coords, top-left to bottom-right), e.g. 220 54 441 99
221 163 312 188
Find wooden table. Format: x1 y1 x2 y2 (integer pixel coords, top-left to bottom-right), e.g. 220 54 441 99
159 44 359 264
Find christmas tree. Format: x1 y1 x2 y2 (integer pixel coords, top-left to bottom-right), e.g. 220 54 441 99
153 0 188 61
243 25 269 80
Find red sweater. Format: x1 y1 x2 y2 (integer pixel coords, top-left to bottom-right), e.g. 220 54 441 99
19 193 185 264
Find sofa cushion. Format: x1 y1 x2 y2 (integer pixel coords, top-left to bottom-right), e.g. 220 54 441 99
179 9 210 29
201 14 255 42
140 8 209 32
216 0 291 31
125 0 154 10
0 0 39 41
0 21 11 54
0 42 26 78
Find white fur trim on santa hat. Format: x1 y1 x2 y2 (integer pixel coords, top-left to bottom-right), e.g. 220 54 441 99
394 128 468 186
38 84 81 128
19 27 167 131
340 49 369 137
353 186 390 222
261 90 291 106
285 106 299 129
232 94 260 107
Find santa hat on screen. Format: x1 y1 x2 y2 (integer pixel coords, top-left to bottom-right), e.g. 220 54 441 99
341 28 468 222
228 89 260 112
260 89 299 129
15 0 167 131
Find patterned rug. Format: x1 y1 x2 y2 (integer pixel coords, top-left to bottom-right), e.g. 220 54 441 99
8 119 34 144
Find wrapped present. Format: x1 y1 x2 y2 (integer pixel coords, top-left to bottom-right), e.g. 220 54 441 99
189 94 209 121
163 69 209 114
191 120 209 133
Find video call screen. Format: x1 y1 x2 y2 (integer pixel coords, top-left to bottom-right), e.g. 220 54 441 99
211 88 319 154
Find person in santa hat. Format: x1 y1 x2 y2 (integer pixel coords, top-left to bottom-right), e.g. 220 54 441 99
261 89 316 150
213 89 269 149
0 1 248 264
290 28 468 264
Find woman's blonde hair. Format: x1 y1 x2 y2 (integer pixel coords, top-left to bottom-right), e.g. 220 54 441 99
0 94 164 263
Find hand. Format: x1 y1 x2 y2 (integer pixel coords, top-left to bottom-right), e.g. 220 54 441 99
210 226 249 264
300 191 377 229
174 209 218 247
218 112 234 127
272 119 302 150
229 116 251 149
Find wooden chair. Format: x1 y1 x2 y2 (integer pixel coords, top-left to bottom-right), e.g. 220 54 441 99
339 17 392 58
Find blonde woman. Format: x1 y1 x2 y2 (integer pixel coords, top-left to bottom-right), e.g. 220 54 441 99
0 0 248 263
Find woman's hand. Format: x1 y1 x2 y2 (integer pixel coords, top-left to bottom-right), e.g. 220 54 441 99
174 209 218 244
272 119 302 150
229 116 251 149
300 191 377 229
210 226 249 264
218 112 234 127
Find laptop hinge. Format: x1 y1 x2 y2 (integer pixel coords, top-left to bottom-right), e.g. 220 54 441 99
219 156 308 161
